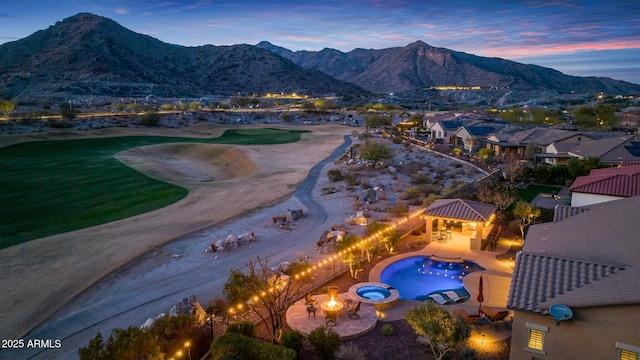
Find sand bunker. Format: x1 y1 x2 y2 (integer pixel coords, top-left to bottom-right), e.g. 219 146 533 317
116 143 257 183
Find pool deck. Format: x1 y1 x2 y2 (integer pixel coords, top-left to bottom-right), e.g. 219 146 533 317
368 230 516 343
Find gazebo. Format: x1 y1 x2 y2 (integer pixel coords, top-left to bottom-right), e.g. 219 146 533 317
424 199 498 250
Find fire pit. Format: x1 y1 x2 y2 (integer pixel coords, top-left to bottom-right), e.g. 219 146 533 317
320 296 344 326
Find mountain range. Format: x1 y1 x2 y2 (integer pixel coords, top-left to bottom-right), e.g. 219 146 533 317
1 13 639 100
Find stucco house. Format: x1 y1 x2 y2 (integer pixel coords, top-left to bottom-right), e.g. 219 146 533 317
507 197 640 360
482 128 595 161
568 163 640 206
568 135 640 165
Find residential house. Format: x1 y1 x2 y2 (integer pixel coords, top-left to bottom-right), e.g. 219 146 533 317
507 197 640 360
568 164 640 206
568 135 640 165
429 120 465 144
481 128 594 161
537 142 580 166
453 121 509 152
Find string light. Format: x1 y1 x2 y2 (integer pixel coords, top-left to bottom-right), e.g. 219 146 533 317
227 206 429 312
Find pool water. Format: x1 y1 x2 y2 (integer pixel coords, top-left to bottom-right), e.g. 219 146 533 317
380 256 483 301
356 285 392 300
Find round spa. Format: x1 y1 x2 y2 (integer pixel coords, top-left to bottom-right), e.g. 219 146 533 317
348 282 399 310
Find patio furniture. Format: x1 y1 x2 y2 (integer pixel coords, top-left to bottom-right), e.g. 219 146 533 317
325 310 337 327
428 293 453 305
453 309 480 329
347 301 361 319
480 306 511 331
443 291 469 303
328 286 338 299
432 231 441 241
307 305 317 319
304 292 318 307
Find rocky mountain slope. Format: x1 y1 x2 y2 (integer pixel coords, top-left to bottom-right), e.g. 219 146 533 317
257 40 640 94
0 13 366 99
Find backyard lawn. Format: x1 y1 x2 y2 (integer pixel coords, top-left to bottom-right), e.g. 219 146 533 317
517 184 562 203
0 128 305 249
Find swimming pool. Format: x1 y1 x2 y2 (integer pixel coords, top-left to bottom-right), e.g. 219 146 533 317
348 282 400 310
380 256 484 301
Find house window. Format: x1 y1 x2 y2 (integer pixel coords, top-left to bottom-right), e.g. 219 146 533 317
525 323 548 355
528 329 544 350
617 342 640 360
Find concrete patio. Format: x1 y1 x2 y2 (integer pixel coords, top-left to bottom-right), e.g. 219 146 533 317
285 292 378 340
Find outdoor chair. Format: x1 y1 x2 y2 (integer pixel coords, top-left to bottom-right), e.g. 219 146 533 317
480 306 511 331
325 310 337 327
443 291 469 303
347 301 361 319
328 286 338 299
453 309 479 325
428 293 453 305
306 305 317 319
304 292 318 307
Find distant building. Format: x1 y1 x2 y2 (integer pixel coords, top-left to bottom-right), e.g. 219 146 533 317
568 135 640 165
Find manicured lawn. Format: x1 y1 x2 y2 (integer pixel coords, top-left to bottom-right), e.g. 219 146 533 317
517 184 562 203
0 128 305 249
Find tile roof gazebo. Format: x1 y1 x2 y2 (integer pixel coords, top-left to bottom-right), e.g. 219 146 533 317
424 199 498 250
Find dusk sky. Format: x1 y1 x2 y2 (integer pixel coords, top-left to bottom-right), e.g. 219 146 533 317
1 0 639 85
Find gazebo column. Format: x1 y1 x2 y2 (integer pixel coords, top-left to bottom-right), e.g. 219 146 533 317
425 216 434 244
470 221 484 250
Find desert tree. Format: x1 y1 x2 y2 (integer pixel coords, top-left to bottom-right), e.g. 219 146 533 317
79 326 162 360
380 231 401 254
363 113 393 138
342 252 363 279
227 257 303 343
405 302 470 360
477 148 495 164
359 141 394 163
59 102 76 120
0 100 16 118
513 200 541 238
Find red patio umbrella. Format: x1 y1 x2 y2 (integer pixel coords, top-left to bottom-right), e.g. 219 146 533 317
477 275 484 313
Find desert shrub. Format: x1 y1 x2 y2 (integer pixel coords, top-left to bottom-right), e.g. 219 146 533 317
423 194 442 207
452 346 479 360
281 330 304 352
361 181 371 189
416 183 442 196
381 323 394 336
308 326 341 360
410 172 431 185
140 110 161 126
327 169 344 182
392 136 403 144
283 260 309 277
407 198 424 206
344 173 359 186
400 187 424 200
352 200 363 211
365 221 387 236
226 320 256 338
211 333 295 360
387 200 409 216
335 343 367 360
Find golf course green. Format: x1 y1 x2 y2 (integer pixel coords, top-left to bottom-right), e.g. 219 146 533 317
0 128 305 249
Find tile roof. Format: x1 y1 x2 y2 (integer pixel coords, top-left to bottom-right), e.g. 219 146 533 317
568 136 640 163
552 205 589 222
507 197 640 314
568 165 640 197
507 128 590 146
424 199 497 222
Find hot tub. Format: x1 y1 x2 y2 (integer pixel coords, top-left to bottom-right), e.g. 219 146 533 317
348 282 399 310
